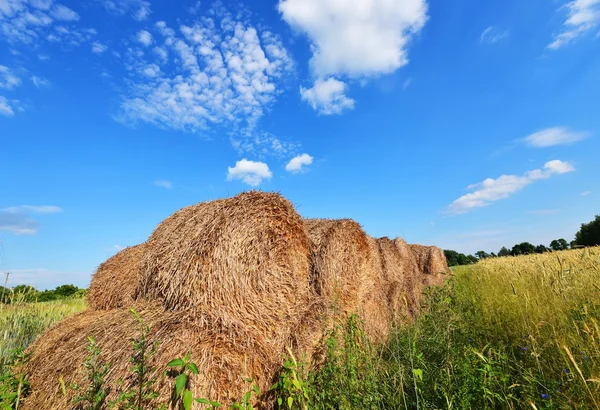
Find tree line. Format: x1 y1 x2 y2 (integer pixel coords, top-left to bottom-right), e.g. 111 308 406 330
0 284 86 304
445 214 600 267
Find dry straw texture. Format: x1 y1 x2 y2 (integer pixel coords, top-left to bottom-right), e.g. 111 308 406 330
138 191 312 350
410 244 448 287
87 244 145 310
22 304 277 409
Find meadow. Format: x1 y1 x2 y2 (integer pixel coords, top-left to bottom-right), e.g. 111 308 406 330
1 247 599 409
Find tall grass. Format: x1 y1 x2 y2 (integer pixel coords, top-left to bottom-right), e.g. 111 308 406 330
0 298 86 374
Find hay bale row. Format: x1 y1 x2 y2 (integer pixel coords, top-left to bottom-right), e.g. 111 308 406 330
23 191 450 409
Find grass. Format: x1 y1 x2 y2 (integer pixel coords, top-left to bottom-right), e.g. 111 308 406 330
0 297 86 374
1 247 600 409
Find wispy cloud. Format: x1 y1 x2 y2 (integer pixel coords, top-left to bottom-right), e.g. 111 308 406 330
100 0 151 21
230 132 300 159
0 205 61 235
285 153 313 173
0 66 21 90
549 0 600 49
118 8 293 138
447 160 575 215
521 127 590 147
581 190 593 196
480 26 510 44
227 159 272 186
300 77 355 115
402 78 412 90
0 96 17 117
0 0 95 46
31 75 51 88
153 180 172 189
91 41 107 53
2 205 62 214
279 0 427 113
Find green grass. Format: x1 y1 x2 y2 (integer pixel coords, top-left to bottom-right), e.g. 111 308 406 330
0 297 86 374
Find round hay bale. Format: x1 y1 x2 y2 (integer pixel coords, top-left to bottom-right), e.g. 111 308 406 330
88 244 145 310
23 305 279 409
409 244 449 287
304 219 374 315
379 237 419 320
138 191 312 346
359 236 391 343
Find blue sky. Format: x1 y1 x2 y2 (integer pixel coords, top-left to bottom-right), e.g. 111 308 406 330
1 0 599 289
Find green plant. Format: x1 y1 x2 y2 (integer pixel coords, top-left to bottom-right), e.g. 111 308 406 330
0 349 30 409
72 337 111 410
270 349 308 410
111 309 162 410
167 353 200 410
228 378 260 410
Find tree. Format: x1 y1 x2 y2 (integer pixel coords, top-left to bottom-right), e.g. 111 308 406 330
444 250 460 267
475 251 490 260
550 238 569 251
498 247 511 257
535 244 549 254
512 242 536 256
574 215 600 247
54 284 79 298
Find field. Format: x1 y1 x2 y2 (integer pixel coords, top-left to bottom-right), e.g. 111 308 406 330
1 247 600 409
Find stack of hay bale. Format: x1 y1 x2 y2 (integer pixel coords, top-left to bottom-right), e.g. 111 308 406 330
23 191 449 409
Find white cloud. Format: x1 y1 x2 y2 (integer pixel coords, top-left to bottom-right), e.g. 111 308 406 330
101 0 151 21
300 77 355 115
480 26 510 44
226 159 272 186
581 190 593 196
549 0 600 49
521 127 590 147
153 179 172 189
279 0 427 78
137 29 153 46
0 0 94 45
2 205 63 213
0 96 15 116
0 205 61 235
285 153 313 173
279 0 427 112
0 65 21 89
119 11 294 136
447 160 575 215
50 4 79 21
31 75 50 87
91 41 107 53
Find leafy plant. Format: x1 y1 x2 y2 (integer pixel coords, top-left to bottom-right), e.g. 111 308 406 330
270 349 308 410
0 349 30 410
167 353 201 410
111 309 163 410
72 337 111 410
